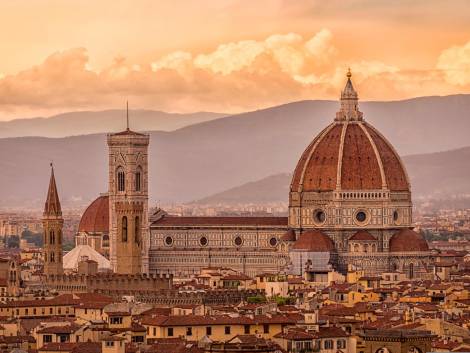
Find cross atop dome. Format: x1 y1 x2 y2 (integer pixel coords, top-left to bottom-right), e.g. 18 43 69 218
335 69 363 122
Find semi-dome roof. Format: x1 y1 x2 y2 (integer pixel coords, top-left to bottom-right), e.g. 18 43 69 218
78 195 109 233
291 230 335 252
291 73 409 193
280 229 296 242
389 229 429 252
349 230 376 241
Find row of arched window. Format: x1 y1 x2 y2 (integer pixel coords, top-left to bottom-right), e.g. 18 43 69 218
121 216 141 245
116 166 143 192
44 251 61 263
44 230 62 245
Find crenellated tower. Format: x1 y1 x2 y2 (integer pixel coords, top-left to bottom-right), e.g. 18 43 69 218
43 164 64 276
107 113 149 274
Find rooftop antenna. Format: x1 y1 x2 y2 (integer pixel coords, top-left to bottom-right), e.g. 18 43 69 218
126 101 129 131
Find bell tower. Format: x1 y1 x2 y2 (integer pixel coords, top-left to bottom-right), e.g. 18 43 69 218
43 164 64 276
107 110 149 274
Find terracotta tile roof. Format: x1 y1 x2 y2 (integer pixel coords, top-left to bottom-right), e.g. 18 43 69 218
152 215 288 227
291 121 410 192
37 324 81 334
141 314 299 327
389 229 429 252
291 230 334 252
78 195 109 233
280 229 296 242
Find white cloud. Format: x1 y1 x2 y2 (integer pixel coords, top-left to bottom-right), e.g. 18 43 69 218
437 40 470 85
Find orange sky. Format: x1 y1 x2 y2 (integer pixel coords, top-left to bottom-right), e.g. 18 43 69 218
0 0 469 120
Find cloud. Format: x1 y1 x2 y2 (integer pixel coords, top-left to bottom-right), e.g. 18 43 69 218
0 30 469 118
437 40 470 85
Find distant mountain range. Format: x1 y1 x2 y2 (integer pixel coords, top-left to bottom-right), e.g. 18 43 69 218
0 110 224 138
194 146 470 204
1 94 470 208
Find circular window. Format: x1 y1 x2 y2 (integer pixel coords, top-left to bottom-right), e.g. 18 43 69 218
269 237 278 247
164 236 173 246
354 210 369 225
356 211 367 222
199 236 208 247
313 209 326 225
234 236 243 246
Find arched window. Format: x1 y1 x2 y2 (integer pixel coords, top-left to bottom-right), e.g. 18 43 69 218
135 216 140 244
353 244 359 253
135 167 142 192
117 167 125 192
409 263 414 279
50 252 55 263
49 230 55 245
122 216 128 242
58 230 62 245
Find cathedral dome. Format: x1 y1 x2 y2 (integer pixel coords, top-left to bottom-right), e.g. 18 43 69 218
290 73 409 193
291 230 335 252
78 195 109 233
389 229 429 252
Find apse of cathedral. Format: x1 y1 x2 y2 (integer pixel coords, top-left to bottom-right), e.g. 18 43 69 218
46 71 431 282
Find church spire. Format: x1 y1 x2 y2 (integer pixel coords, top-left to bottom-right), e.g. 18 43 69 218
44 163 62 217
335 69 363 122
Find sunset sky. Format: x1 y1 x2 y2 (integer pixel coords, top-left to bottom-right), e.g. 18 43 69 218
0 0 469 120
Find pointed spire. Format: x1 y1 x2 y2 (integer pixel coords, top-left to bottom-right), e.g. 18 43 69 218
44 163 62 217
335 69 363 121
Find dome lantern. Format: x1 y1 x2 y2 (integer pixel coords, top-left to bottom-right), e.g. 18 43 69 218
335 69 363 122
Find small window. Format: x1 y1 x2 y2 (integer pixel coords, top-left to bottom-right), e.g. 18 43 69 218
263 324 269 334
43 335 53 343
135 167 142 192
244 325 250 334
234 236 243 246
49 230 55 245
199 236 208 247
337 339 346 349
313 209 326 224
50 252 55 263
186 327 192 336
122 216 128 242
117 168 125 192
135 216 140 245
324 340 334 349
224 326 231 335
206 327 212 336
168 327 174 337
356 211 367 222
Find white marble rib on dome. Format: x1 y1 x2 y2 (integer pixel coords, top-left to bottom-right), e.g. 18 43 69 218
62 244 111 272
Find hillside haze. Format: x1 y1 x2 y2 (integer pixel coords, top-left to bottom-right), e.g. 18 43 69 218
0 110 224 138
1 94 470 207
